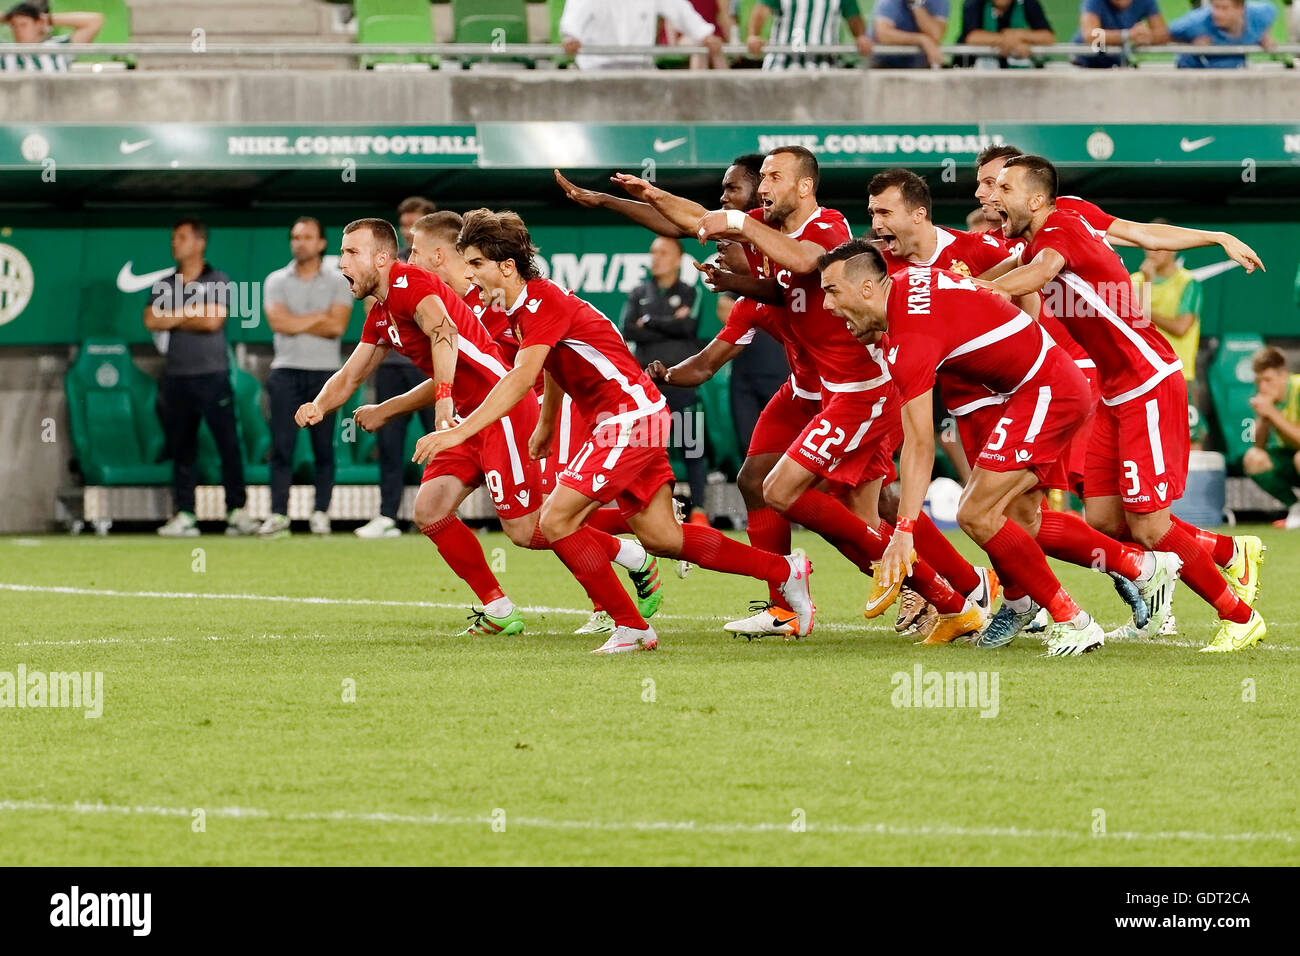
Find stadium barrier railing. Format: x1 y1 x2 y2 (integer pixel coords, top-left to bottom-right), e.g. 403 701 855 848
1 41 1293 68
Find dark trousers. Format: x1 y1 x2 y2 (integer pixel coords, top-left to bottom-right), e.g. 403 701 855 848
730 372 787 456
158 371 246 515
665 387 709 513
376 361 436 520
267 367 335 516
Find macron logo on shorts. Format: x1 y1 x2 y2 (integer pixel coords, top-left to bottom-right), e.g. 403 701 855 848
1156 482 1168 501
592 474 607 491
516 490 530 507
1015 449 1031 463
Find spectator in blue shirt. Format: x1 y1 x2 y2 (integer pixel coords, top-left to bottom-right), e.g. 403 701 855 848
1168 0 1277 67
1073 0 1169 67
872 0 951 68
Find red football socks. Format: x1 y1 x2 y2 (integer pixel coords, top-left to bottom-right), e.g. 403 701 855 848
1171 516 1235 568
585 508 633 536
421 515 505 605
1156 524 1251 623
747 507 792 608
549 529 646 628
1036 510 1146 581
679 523 790 585
914 512 981 595
982 519 1078 622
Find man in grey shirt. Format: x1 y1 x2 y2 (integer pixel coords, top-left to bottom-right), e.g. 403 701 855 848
144 218 256 536
258 217 354 538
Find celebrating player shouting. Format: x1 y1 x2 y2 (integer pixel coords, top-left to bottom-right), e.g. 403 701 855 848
296 218 660 639
991 156 1266 652
409 208 814 654
694 148 992 644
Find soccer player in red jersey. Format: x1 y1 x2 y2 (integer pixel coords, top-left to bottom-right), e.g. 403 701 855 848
409 209 815 654
696 148 991 644
991 156 1266 652
296 218 660 640
870 167 1162 638
818 241 1119 654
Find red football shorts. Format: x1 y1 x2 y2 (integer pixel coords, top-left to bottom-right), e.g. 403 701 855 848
746 378 821 458
788 387 900 491
1084 372 1191 514
965 350 1093 491
422 393 542 520
1064 363 1101 495
538 393 592 494
557 407 676 519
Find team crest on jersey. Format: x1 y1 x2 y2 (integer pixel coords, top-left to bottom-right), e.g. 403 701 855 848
948 260 972 277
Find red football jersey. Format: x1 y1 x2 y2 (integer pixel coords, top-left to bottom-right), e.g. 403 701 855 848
360 262 509 416
718 296 821 399
887 266 1059 406
1022 208 1181 404
880 225 1015 279
506 277 665 428
464 283 516 362
1057 195 1117 234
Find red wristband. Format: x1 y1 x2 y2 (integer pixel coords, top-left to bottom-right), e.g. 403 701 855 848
895 516 916 534
436 383 453 401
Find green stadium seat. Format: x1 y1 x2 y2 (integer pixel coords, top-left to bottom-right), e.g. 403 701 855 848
452 0 528 43
293 387 380 485
49 0 134 67
1037 0 1083 43
356 0 437 69
1207 333 1265 468
65 339 171 486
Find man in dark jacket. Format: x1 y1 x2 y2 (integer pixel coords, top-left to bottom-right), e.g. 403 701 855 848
622 236 710 523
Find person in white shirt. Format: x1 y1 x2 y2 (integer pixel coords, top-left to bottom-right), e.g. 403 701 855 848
1 2 101 73
560 0 723 70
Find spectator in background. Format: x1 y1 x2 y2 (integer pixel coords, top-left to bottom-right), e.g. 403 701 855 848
1130 236 1208 449
661 0 731 69
144 219 257 538
258 217 354 539
748 0 873 69
1073 0 1169 68
560 0 723 70
1 2 101 72
1243 346 1300 529
959 0 1054 67
1168 0 1276 68
396 196 437 262
871 0 949 68
622 237 711 523
358 195 439 538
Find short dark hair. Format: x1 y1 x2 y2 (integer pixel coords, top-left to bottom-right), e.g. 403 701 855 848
817 237 887 281
290 216 323 239
767 145 820 192
172 217 207 242
413 211 464 245
456 208 540 281
652 235 683 254
4 3 46 22
1003 154 1058 203
868 168 932 219
1252 345 1288 376
976 143 1023 169
730 153 765 183
343 217 400 257
397 196 437 217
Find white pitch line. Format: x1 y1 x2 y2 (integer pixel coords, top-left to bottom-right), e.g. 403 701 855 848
0 799 1293 845
1 582 1294 651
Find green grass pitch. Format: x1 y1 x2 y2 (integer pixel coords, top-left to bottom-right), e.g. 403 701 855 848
1 525 1297 866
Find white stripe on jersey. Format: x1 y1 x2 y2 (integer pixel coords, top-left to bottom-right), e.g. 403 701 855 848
1056 270 1183 407
562 338 663 421
499 414 525 484
939 310 1033 364
457 336 509 380
791 375 820 401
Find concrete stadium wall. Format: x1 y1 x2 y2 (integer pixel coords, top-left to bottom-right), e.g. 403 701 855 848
2 70 1300 124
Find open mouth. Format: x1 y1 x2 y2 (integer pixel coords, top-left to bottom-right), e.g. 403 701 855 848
878 232 900 253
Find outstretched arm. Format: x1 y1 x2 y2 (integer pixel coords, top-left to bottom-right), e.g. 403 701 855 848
697 211 825 275
646 337 744 388
554 170 687 238
610 173 713 235
1106 218 1264 273
296 341 386 426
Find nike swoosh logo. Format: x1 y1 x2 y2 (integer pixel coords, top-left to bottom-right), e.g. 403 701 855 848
1238 567 1250 587
119 138 154 155
1180 136 1215 152
863 588 895 613
116 262 176 294
653 137 687 153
